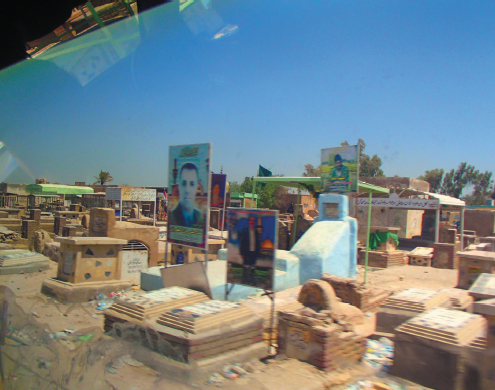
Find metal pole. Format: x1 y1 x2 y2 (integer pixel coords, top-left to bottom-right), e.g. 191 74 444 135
120 192 122 221
460 207 465 251
221 193 227 248
291 188 301 247
435 208 440 243
153 200 156 226
364 191 372 284
252 180 256 208
164 240 169 268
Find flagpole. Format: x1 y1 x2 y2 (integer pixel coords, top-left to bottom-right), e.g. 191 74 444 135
252 179 257 209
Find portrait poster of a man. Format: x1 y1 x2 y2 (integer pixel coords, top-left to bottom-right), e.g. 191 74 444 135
226 208 278 290
321 145 359 194
167 143 211 249
210 173 227 208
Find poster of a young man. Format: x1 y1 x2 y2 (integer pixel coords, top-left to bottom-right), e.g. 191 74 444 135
321 145 359 194
167 143 211 249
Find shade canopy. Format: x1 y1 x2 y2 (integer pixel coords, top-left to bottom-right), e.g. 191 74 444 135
25 184 94 195
252 176 389 194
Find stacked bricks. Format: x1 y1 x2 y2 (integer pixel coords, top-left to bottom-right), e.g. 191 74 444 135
320 274 392 313
432 242 461 269
69 204 86 212
358 250 405 268
21 209 41 250
439 226 457 244
54 216 67 236
277 311 366 372
62 225 86 237
277 279 366 372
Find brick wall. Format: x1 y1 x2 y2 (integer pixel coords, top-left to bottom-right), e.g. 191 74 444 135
320 274 392 313
277 311 366 372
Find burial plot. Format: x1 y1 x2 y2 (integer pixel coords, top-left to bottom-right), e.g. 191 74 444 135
392 308 487 390
376 288 451 333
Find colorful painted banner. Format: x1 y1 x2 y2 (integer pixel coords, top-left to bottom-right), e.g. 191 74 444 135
167 143 211 249
357 198 440 209
210 174 227 208
226 208 278 290
321 145 359 193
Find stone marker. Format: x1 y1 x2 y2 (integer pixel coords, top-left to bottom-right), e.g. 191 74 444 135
457 250 495 290
407 246 433 267
392 308 487 390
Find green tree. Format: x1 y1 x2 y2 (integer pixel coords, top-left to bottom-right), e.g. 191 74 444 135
418 169 444 193
228 181 241 193
464 171 494 206
341 139 384 177
93 170 114 185
302 164 321 177
239 177 253 193
440 163 477 198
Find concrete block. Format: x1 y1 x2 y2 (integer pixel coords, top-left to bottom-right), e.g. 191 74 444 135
392 308 487 390
457 251 495 290
273 250 300 292
41 278 132 303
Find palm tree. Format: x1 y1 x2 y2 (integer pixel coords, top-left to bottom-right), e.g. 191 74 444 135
94 171 114 185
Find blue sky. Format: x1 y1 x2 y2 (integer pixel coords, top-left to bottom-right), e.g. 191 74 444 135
1 0 494 186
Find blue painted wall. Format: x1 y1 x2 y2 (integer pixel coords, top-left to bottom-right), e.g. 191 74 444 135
290 194 357 283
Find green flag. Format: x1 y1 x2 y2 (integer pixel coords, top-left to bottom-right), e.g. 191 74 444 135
259 165 272 177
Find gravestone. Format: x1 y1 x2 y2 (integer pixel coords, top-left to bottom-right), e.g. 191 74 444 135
376 288 451 333
392 308 487 390
469 273 495 300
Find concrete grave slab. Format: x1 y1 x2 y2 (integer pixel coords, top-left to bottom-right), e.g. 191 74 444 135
0 249 50 275
469 273 495 300
392 308 487 390
41 278 132 303
376 288 451 333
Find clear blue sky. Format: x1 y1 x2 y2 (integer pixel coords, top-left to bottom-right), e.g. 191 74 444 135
1 0 494 186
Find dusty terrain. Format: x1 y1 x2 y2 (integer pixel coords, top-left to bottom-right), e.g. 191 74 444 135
0 262 454 390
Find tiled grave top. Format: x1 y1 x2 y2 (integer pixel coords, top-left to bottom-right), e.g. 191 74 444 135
157 300 255 334
408 308 475 330
397 308 486 346
469 273 495 300
381 288 450 313
115 287 208 310
171 300 239 318
390 288 438 303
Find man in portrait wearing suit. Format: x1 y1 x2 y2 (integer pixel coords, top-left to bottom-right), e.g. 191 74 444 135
239 216 261 285
169 163 204 228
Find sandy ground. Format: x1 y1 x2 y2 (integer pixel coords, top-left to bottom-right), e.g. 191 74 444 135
0 261 452 390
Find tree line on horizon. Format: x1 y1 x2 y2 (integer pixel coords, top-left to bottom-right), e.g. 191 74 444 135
418 164 494 206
